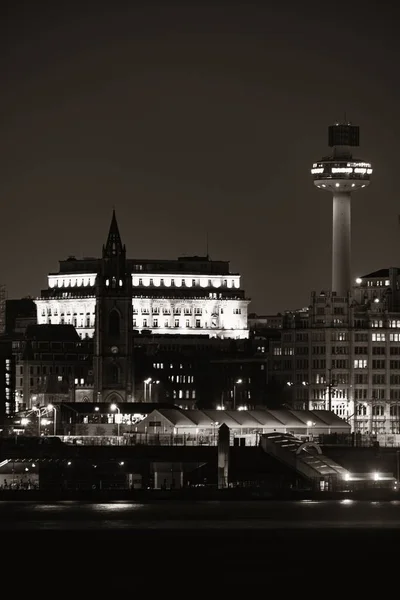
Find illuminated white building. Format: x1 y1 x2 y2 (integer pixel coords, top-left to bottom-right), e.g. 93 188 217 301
36 248 249 340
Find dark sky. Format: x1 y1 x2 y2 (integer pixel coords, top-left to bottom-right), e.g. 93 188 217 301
1 1 399 313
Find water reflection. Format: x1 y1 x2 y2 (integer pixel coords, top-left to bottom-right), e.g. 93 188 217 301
92 503 144 512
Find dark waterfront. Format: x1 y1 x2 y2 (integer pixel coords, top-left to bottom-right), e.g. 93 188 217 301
3 499 400 584
3 499 400 531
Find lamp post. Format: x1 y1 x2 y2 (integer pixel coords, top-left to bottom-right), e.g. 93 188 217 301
233 379 243 410
47 404 57 436
110 403 121 439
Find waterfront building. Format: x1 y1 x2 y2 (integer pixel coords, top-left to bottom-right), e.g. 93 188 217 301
35 212 249 340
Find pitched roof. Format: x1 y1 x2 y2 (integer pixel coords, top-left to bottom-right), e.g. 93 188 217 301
360 268 398 278
138 408 350 432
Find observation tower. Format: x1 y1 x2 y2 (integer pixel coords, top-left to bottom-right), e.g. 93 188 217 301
311 122 372 296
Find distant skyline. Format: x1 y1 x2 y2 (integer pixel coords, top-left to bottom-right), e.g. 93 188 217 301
1 2 399 313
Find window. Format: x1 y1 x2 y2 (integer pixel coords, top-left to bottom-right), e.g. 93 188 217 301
372 360 385 369
354 359 367 368
356 403 367 416
390 333 400 342
355 333 368 342
372 333 386 342
331 359 348 369
109 310 120 337
372 347 385 355
390 405 400 417
110 364 119 384
354 346 368 354
174 319 179 328
372 374 385 385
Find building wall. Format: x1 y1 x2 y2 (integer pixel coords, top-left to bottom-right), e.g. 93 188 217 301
272 284 400 436
35 274 249 339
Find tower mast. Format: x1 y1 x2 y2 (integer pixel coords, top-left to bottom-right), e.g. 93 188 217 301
311 123 373 296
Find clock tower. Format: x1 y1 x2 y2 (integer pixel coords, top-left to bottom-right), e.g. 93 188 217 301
93 211 133 403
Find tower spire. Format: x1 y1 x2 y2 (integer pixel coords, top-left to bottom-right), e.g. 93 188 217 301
103 210 124 258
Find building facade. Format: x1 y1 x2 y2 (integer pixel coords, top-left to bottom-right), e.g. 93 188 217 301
35 214 249 340
270 268 400 439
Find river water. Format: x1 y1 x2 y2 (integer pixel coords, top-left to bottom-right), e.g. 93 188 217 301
2 499 400 530
3 500 400 578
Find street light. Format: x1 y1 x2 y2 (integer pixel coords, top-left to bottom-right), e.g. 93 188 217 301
110 403 121 438
233 379 243 410
47 404 57 436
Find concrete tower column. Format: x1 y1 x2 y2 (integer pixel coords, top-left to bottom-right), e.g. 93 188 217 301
332 192 351 296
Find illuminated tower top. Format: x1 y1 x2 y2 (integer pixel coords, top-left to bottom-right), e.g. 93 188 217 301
311 122 372 193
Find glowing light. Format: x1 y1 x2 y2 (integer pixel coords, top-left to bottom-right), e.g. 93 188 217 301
311 168 324 174
307 420 313 427
331 167 353 174
110 404 118 411
344 473 351 481
356 278 362 284
352 183 356 187
335 183 340 187
354 168 367 174
94 406 100 412
144 378 152 384
321 184 326 187
374 298 380 303
236 379 243 384
237 406 247 411
216 405 224 410
21 418 29 426
367 168 373 174
47 404 54 411
373 472 380 481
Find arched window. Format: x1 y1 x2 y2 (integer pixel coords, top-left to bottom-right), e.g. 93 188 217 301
109 310 120 337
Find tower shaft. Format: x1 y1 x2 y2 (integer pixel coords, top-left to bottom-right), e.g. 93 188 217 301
332 192 351 296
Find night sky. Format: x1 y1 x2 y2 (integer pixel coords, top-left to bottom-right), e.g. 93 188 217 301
1 1 399 313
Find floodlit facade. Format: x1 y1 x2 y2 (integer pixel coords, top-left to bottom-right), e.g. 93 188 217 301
36 219 249 340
